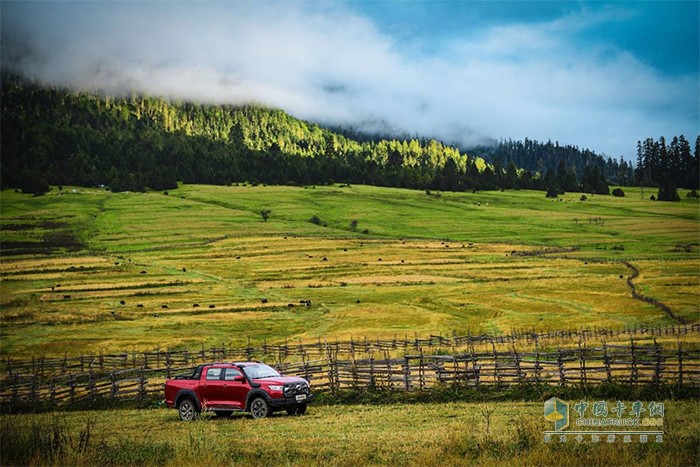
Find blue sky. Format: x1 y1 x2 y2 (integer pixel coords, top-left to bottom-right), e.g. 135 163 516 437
1 1 698 159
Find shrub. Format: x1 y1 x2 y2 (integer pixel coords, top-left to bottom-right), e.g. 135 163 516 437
309 215 322 225
687 189 699 198
580 195 587 201
545 187 559 198
650 195 656 201
611 188 625 197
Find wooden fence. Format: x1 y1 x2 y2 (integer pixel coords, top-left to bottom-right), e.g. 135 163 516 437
2 339 698 406
3 323 698 378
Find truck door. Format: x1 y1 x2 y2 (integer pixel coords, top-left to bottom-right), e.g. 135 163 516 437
199 367 225 407
222 367 248 409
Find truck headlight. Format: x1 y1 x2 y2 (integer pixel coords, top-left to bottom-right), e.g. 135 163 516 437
269 385 284 391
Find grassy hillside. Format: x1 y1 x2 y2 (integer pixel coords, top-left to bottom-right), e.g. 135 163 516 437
2 401 698 466
1 184 698 356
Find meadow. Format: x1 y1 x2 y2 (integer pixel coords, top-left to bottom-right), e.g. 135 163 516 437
1 184 698 357
1 401 698 466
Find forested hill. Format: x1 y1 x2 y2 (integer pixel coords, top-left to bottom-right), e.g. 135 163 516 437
2 74 609 195
468 139 633 187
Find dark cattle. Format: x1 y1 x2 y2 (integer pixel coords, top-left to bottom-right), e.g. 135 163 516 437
140 271 147 274
236 256 241 260
619 275 624 279
56 284 61 288
63 295 71 299
161 305 169 309
261 298 268 304
322 257 328 262
343 248 348 252
182 268 187 272
401 260 404 263
193 304 200 308
378 258 382 261
115 262 120 265
288 303 295 307
209 305 216 309
305 301 312 307
356 300 360 304
120 300 126 305
137 304 144 308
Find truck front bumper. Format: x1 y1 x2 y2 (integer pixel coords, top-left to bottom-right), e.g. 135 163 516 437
268 394 314 408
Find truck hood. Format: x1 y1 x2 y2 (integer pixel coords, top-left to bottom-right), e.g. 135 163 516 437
254 376 308 385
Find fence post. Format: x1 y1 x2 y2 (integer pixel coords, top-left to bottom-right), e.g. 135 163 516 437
492 342 500 385
557 350 565 386
48 376 56 403
403 356 410 391
630 338 638 385
69 374 76 403
533 336 541 383
111 371 118 399
578 340 587 387
512 345 523 384
652 339 662 385
418 348 424 390
138 368 146 403
603 343 612 383
677 340 684 387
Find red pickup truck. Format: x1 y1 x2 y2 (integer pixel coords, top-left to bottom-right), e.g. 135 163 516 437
164 361 313 420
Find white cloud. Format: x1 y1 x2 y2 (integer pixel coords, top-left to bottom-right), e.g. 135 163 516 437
2 2 696 157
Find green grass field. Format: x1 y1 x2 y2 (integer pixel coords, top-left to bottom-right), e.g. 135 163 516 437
1 184 698 357
1 401 698 466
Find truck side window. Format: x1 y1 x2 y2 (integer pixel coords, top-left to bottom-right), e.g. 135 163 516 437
224 368 242 381
206 367 222 380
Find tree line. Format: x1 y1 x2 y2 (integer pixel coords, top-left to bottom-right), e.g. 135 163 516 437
635 136 699 201
1 74 694 199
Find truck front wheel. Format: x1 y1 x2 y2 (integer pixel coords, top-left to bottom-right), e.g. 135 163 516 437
178 398 198 421
250 397 270 419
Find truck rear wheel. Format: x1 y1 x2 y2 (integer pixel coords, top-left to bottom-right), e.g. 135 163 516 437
178 398 199 421
250 397 270 419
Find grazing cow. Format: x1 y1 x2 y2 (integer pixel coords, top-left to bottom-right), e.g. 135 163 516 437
120 300 126 305
209 305 216 309
161 305 169 309
261 298 268 304
63 295 71 299
193 304 200 308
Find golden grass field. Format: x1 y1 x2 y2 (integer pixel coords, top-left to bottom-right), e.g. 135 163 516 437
2 401 698 466
1 184 698 357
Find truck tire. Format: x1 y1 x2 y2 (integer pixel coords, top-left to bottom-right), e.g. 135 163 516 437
286 403 307 416
250 397 270 419
178 397 199 421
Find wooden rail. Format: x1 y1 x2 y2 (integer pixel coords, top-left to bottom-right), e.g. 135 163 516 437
1 338 698 406
3 324 698 378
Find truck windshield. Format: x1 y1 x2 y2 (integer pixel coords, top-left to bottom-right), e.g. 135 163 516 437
243 364 280 379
